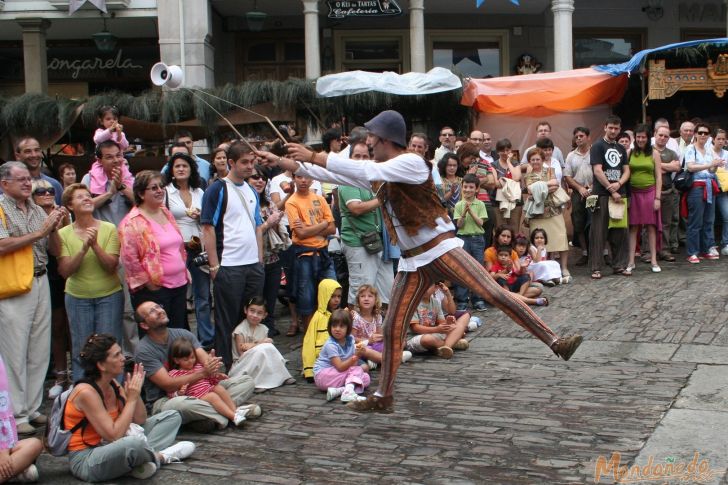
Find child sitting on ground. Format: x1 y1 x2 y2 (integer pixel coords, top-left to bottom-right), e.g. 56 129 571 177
406 284 470 359
529 229 563 286
168 337 249 426
491 245 548 307
302 279 342 381
314 309 370 403
351 285 412 369
229 296 296 392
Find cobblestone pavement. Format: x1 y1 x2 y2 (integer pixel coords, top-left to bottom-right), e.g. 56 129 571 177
34 252 728 484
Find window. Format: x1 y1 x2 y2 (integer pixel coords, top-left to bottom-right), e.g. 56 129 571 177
334 31 409 73
573 30 645 69
237 35 305 81
427 30 509 78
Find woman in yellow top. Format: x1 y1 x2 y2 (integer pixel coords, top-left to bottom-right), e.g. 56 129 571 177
58 183 123 382
627 125 662 274
64 333 194 482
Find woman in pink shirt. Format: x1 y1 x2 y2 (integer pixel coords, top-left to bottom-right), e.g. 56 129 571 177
119 170 190 330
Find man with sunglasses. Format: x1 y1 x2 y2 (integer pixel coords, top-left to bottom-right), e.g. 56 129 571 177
0 161 66 436
13 137 63 205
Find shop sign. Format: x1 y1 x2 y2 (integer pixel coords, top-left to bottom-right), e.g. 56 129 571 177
326 0 402 19
47 49 144 80
678 1 726 22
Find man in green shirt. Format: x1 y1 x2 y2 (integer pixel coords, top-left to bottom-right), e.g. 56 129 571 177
338 142 394 306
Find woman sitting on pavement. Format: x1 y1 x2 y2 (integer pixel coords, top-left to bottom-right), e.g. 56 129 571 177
0 354 43 483
64 334 195 482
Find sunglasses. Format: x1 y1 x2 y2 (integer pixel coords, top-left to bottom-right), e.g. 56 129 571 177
33 187 55 196
697 131 710 135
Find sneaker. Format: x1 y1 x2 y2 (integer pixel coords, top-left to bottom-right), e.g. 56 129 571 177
130 462 157 479
470 316 482 327
473 301 487 311
10 464 39 482
687 255 701 264
436 346 453 359
48 383 64 400
702 248 719 260
452 338 469 351
233 408 247 426
366 360 378 370
15 422 36 436
721 245 728 256
160 441 196 464
467 321 478 332
552 335 583 361
401 350 413 363
235 403 262 419
340 390 366 403
346 394 394 413
326 387 343 401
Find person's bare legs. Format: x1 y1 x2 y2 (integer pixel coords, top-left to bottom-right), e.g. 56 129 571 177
0 438 42 483
362 347 383 363
443 315 469 348
201 389 236 421
648 225 658 265
628 225 639 267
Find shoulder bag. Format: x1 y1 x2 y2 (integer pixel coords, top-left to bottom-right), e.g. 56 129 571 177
673 147 695 193
0 205 34 299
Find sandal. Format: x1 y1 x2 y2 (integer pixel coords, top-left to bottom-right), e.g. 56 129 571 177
622 265 633 276
286 323 299 337
591 271 602 280
560 275 572 284
535 297 549 306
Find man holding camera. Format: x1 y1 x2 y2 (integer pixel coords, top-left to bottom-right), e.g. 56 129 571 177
201 142 264 370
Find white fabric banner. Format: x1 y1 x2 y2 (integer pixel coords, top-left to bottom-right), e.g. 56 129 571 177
315 67 462 97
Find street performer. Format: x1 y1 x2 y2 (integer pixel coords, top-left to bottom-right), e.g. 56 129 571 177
258 110 582 413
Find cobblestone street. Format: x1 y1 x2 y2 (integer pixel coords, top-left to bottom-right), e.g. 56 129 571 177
35 254 728 484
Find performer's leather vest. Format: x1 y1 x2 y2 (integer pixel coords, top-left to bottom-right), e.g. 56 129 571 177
373 157 450 245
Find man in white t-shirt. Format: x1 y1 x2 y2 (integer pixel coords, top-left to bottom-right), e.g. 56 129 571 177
521 121 565 167
201 141 264 369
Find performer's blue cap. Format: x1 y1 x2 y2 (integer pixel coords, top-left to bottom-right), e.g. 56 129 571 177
364 110 407 148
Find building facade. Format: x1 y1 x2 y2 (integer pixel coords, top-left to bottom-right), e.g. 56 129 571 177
0 0 726 96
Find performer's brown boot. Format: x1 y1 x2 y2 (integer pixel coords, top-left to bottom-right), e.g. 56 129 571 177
346 394 394 414
551 335 583 361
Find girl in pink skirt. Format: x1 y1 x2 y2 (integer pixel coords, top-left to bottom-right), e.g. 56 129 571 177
313 309 370 403
627 124 663 274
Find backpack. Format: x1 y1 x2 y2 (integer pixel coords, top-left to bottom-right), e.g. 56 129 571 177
45 380 123 456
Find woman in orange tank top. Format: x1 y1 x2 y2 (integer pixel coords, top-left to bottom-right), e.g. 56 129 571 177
65 334 196 482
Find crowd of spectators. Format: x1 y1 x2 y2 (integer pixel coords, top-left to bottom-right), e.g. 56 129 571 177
0 105 725 481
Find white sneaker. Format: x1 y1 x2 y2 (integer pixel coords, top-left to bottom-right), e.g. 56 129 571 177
401 350 413 363
471 316 482 327
48 383 64 400
233 408 247 426
366 360 378 370
129 462 157 479
160 441 195 464
721 245 728 256
709 246 720 258
326 387 343 401
340 390 366 403
235 403 262 419
10 464 39 483
467 321 478 332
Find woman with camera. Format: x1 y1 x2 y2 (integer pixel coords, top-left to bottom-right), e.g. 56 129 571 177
57 183 123 383
163 154 212 347
119 170 190 330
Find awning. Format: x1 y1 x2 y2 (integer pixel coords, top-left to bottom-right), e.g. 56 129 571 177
461 67 627 116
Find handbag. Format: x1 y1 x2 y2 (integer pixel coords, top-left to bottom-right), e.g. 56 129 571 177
357 230 383 254
550 187 570 207
0 206 34 299
674 147 695 193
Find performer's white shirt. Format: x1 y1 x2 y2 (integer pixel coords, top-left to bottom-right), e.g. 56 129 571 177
294 151 462 272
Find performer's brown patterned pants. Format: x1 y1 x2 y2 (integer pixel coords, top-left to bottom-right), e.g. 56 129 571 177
378 247 559 397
